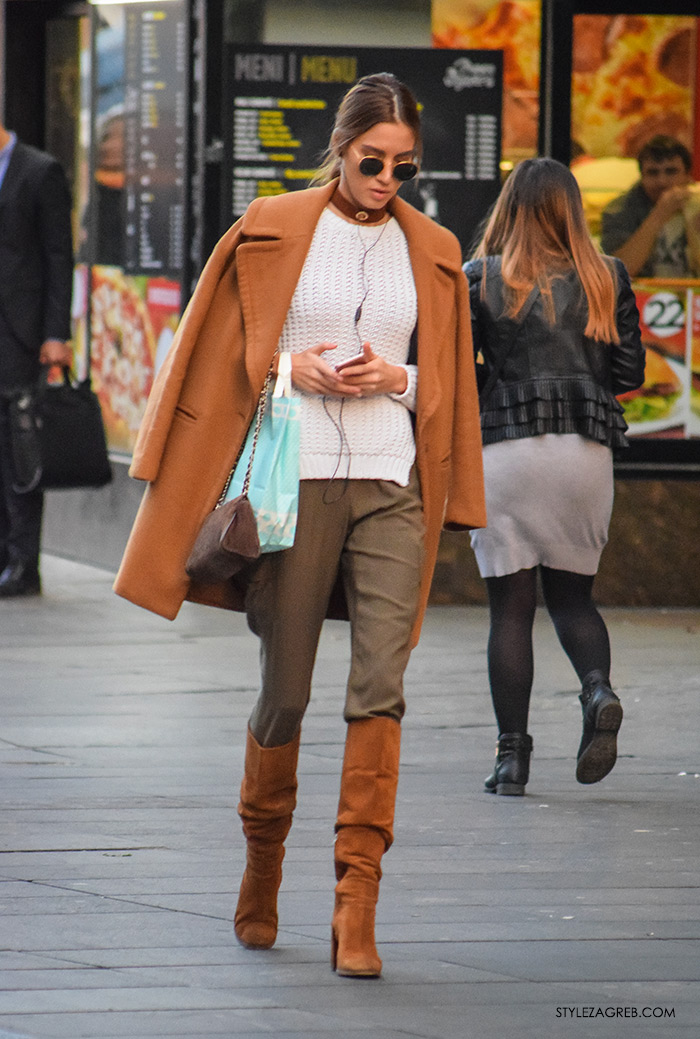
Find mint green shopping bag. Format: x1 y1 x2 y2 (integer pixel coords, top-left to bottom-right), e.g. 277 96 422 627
225 363 300 552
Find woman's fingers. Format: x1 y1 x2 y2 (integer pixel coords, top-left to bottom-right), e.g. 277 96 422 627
289 343 367 396
291 344 345 395
287 342 405 397
339 347 406 395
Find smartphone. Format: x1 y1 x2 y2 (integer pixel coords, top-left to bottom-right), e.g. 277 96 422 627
335 352 366 372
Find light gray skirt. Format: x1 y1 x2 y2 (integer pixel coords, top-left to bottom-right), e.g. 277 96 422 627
470 433 614 578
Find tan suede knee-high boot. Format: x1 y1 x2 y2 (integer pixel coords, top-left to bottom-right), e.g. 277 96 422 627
331 717 401 978
234 727 300 949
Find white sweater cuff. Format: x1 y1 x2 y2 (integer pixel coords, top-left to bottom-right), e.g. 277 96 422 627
389 364 417 412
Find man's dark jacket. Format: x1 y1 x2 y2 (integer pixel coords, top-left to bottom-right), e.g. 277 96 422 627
0 141 73 358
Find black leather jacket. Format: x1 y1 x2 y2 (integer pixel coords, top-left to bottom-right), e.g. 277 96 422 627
462 256 645 449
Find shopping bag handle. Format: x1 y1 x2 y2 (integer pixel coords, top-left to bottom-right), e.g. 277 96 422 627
273 352 293 398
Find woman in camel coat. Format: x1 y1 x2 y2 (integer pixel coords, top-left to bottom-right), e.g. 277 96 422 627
115 73 485 978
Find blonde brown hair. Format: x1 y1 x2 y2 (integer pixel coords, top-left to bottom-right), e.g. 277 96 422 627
474 158 619 343
311 73 422 186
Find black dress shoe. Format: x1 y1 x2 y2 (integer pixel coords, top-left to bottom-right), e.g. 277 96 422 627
576 671 622 784
0 561 41 597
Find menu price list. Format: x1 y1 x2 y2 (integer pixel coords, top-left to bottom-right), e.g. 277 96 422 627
124 2 187 275
465 114 498 181
233 172 287 215
233 107 301 161
231 96 323 217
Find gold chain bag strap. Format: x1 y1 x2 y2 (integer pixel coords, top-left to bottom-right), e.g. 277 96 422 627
185 366 273 583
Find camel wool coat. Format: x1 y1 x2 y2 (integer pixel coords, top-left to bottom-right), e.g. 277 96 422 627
114 180 486 644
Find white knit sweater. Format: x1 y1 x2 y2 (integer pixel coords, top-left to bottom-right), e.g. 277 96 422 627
277 207 418 485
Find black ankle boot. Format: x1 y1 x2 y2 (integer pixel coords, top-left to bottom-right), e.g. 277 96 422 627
576 670 622 785
484 733 533 796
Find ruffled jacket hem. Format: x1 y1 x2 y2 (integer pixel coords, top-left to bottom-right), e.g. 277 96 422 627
480 376 629 449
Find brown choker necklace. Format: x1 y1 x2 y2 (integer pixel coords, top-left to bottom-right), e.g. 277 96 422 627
330 187 387 224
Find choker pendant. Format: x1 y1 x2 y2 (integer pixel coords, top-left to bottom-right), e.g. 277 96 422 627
331 187 387 225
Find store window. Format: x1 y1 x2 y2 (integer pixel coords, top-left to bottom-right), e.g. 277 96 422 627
571 15 697 249
570 14 700 445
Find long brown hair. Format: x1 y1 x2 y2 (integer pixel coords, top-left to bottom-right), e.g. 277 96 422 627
311 73 422 186
474 158 619 343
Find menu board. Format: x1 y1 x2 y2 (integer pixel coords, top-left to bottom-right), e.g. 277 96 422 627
222 45 503 254
123 1 188 275
89 1 188 456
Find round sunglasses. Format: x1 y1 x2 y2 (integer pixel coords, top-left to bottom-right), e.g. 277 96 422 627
358 155 418 182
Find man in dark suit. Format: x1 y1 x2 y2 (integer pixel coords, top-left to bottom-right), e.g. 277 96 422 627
0 122 74 596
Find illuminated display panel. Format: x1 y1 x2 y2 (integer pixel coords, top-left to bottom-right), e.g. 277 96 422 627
88 1 188 456
571 13 699 460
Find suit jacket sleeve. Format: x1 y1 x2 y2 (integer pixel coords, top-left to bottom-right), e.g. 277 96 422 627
38 160 74 343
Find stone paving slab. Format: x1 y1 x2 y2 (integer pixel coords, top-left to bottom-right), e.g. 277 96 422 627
0 556 698 1038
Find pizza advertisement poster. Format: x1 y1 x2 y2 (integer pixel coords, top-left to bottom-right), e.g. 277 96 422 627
572 15 697 161
146 278 182 377
431 0 541 162
90 266 181 455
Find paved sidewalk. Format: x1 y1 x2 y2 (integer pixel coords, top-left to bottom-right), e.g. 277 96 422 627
1 555 698 1039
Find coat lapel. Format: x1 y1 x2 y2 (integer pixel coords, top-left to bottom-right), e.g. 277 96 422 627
236 182 336 389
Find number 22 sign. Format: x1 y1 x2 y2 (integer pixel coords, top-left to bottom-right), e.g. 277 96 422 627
635 287 688 360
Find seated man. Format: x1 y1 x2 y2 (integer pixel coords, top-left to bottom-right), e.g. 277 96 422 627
600 135 697 278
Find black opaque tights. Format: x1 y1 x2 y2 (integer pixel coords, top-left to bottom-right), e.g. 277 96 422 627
484 566 611 735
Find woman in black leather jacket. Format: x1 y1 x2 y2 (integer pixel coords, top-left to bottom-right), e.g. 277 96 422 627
463 157 645 796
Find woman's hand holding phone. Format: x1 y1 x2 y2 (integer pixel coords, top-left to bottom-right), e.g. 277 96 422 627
289 343 362 398
335 343 408 397
289 343 407 398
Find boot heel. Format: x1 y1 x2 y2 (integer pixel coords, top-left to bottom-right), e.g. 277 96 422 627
596 700 623 732
331 897 381 978
495 781 525 796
